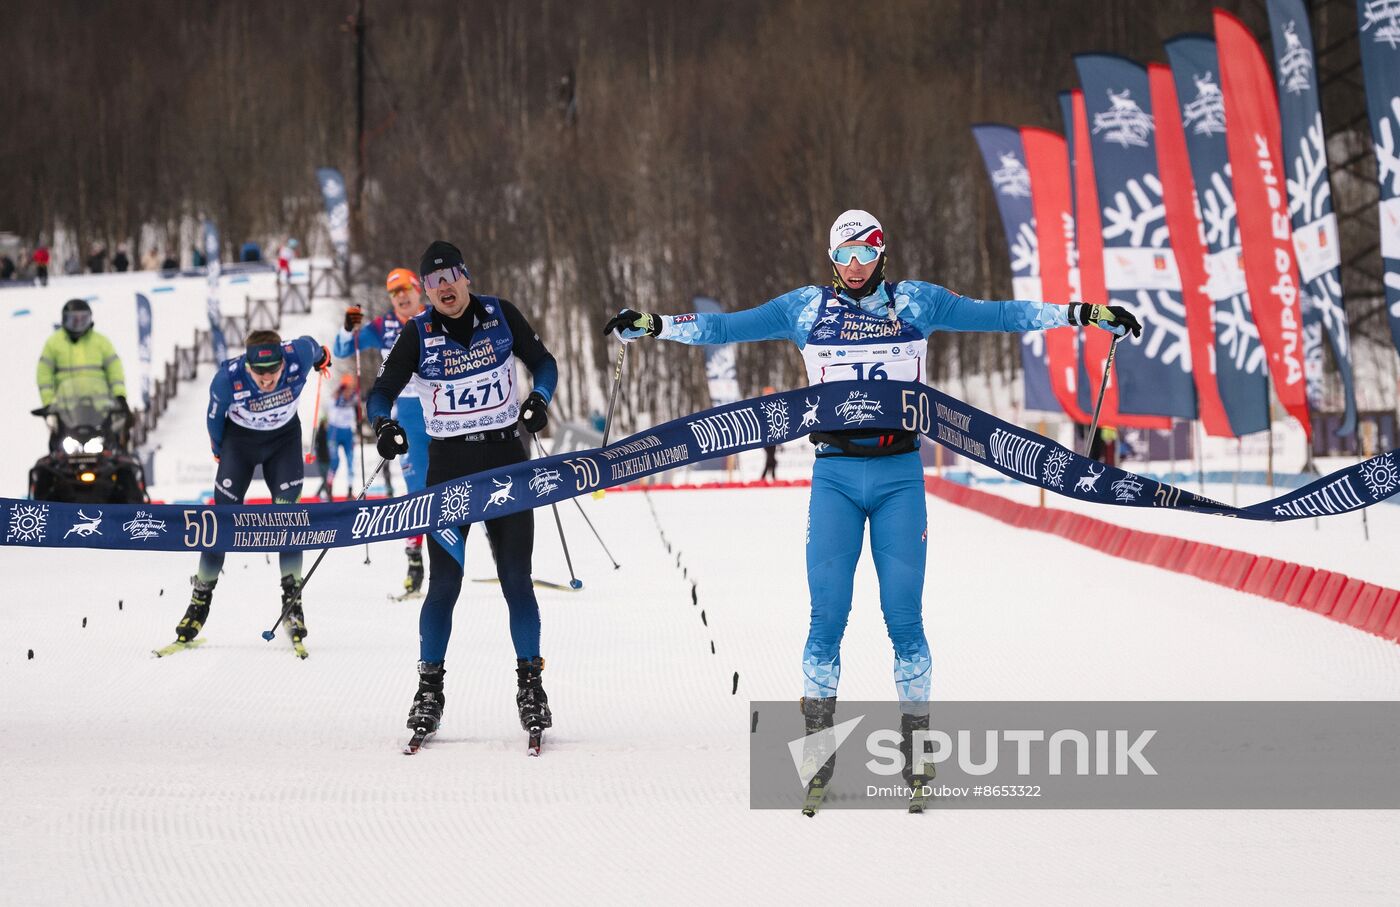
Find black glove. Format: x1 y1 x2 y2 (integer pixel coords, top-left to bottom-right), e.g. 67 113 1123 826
520 391 549 434
602 309 662 340
1068 303 1142 339
344 306 364 332
374 417 409 459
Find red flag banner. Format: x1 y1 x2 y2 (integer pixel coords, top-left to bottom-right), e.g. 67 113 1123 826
1022 126 1092 423
1147 62 1234 438
1071 90 1170 430
1214 9 1310 435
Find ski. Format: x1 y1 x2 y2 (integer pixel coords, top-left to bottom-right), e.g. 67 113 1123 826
152 638 207 658
388 588 424 602
527 728 544 757
472 577 578 592
403 730 434 755
801 779 829 817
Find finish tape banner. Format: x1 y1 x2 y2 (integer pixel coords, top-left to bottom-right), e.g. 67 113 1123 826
2 381 1398 553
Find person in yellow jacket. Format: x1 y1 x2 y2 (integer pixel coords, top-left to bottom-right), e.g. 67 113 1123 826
36 299 129 434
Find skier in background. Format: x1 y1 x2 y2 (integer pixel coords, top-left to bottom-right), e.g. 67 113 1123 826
336 267 431 597
171 330 330 648
367 241 557 752
312 415 333 501
605 209 1141 803
325 374 359 497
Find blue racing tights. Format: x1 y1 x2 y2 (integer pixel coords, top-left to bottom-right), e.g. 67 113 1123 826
803 450 929 703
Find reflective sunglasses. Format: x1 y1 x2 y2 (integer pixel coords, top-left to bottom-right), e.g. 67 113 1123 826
829 244 882 266
422 265 468 289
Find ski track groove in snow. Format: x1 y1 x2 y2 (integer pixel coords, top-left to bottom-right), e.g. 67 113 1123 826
6 481 1400 902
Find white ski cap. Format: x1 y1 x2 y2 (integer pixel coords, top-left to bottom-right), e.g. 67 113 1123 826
828 209 886 254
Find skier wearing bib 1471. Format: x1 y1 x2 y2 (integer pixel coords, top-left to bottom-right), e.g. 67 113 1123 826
174 330 331 647
336 267 432 595
605 210 1140 786
367 240 558 750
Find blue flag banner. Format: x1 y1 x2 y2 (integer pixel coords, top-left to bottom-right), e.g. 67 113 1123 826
2 382 1397 554
1164 36 1272 437
135 293 152 410
1075 54 1199 420
1267 0 1359 436
201 220 227 361
972 124 1058 413
693 296 741 406
1357 0 1400 354
316 167 351 272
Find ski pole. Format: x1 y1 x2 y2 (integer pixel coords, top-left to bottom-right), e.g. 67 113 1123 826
531 432 582 589
570 497 619 569
1082 335 1121 459
601 343 627 448
261 456 389 641
352 331 372 564
304 368 324 466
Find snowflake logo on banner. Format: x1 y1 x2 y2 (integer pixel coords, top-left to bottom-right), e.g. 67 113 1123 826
1359 453 1400 500
7 503 49 543
1126 289 1192 370
1041 449 1071 490
1361 2 1400 49
437 480 472 526
991 152 1032 198
1279 21 1314 95
761 398 791 442
1376 98 1400 195
1287 118 1331 225
1101 175 1169 247
1215 296 1268 375
1182 72 1226 136
1200 168 1240 251
1010 222 1039 278
1092 89 1155 148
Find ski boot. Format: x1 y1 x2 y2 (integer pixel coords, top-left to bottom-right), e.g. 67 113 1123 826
407 661 446 733
516 657 553 731
403 545 424 596
901 709 935 813
799 696 838 816
280 574 308 641
175 577 216 642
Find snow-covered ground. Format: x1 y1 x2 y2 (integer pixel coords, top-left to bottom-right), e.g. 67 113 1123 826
4 481 1400 904
5 272 1400 903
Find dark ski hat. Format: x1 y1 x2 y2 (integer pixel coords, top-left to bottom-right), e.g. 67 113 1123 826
419 240 471 280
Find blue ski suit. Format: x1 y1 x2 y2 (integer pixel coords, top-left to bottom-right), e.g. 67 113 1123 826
335 312 429 495
656 281 1069 702
200 336 328 583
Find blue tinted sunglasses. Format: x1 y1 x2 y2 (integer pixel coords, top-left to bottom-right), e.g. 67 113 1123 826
830 245 882 266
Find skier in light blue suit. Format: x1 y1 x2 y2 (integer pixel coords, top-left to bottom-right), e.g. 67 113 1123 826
606 210 1139 792
335 267 432 597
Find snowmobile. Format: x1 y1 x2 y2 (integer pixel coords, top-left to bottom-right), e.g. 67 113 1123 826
29 397 148 504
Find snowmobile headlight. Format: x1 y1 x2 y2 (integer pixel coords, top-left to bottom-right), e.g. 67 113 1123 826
61 436 82 455
82 437 105 454
79 471 97 483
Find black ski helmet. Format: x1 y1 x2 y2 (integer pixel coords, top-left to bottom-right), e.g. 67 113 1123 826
61 299 93 339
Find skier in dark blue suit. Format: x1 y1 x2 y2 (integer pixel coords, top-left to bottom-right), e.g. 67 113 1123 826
606 210 1140 793
367 241 558 747
174 329 331 646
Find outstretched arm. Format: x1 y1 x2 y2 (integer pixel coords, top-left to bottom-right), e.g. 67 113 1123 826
897 281 1139 338
603 288 816 347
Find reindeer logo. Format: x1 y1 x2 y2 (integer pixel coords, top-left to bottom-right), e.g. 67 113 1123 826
1074 464 1105 494
799 397 820 430
422 352 441 366
65 510 103 538
486 477 514 509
